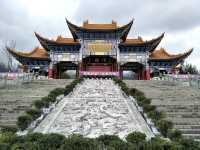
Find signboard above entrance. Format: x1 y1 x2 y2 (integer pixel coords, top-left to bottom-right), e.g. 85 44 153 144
86 40 113 55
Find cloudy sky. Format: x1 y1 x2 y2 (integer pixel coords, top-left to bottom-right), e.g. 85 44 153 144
0 0 199 68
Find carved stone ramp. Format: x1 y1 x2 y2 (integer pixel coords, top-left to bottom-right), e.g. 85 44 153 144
34 79 154 139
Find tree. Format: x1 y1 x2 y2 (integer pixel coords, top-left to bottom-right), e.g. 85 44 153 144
182 63 198 74
1 41 16 72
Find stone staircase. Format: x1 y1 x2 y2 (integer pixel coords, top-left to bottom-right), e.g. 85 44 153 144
125 80 200 140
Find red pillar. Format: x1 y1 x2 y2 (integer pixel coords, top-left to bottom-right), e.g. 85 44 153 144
48 69 53 79
48 62 53 79
53 67 57 79
145 68 151 80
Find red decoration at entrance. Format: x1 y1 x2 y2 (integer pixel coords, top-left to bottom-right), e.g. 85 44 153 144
87 66 111 72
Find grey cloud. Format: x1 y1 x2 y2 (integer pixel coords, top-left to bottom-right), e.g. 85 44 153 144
0 0 199 68
74 0 200 35
0 0 71 50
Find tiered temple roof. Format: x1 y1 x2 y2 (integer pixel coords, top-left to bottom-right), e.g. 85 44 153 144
35 32 81 52
66 19 133 41
149 48 193 61
55 36 78 44
7 19 193 66
35 32 80 45
7 47 49 60
119 33 164 52
8 46 193 62
82 20 118 30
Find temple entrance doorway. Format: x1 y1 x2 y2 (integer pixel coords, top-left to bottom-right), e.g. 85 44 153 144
81 56 118 77
121 62 145 80
55 62 78 79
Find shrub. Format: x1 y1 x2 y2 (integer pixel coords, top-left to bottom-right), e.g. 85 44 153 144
17 115 32 131
147 110 165 122
97 135 122 147
0 132 18 145
126 132 146 144
157 119 173 137
41 96 56 104
179 138 200 150
106 138 127 150
0 143 10 150
26 132 44 142
168 129 183 141
143 104 156 112
26 109 42 120
50 88 65 97
36 133 66 150
136 95 146 101
61 134 99 150
0 125 17 133
34 100 49 109
149 137 183 150
64 85 73 95
129 88 145 98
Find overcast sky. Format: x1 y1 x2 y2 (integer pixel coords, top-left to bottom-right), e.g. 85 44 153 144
0 0 199 68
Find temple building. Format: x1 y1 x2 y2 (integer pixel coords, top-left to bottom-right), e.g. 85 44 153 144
7 19 193 79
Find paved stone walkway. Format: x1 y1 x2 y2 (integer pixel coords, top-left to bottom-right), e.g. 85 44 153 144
34 79 154 139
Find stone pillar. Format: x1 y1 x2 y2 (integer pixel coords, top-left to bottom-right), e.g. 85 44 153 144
119 69 123 79
76 66 79 78
118 63 122 79
138 70 142 80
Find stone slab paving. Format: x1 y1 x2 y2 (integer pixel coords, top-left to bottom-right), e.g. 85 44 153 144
0 79 72 126
125 80 200 139
34 79 154 139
